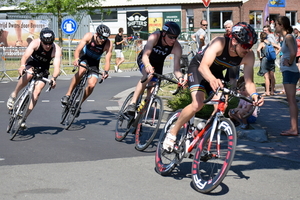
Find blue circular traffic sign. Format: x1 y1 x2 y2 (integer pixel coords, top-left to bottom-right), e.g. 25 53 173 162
61 18 78 35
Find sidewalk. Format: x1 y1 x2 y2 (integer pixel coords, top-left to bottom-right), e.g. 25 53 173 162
236 90 300 163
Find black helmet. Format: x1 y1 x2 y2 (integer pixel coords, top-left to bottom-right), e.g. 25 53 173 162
231 22 257 46
162 21 181 36
96 24 111 37
40 27 55 43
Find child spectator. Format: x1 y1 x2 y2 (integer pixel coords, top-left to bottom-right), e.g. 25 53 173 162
228 76 258 129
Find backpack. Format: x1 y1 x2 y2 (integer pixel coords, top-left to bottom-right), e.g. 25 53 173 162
264 42 276 62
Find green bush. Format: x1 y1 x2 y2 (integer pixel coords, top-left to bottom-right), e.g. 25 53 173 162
167 88 240 120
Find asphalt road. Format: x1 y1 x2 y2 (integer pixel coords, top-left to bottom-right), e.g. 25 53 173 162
0 70 300 199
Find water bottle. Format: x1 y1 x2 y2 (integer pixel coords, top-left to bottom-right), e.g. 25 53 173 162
197 122 205 130
137 100 146 112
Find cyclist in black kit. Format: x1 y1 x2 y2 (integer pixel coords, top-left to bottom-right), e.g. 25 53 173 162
126 21 187 113
163 22 264 152
61 24 113 117
6 27 62 129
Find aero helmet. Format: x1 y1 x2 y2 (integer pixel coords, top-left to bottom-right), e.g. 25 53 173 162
40 27 55 43
231 22 257 46
96 24 111 37
162 21 181 36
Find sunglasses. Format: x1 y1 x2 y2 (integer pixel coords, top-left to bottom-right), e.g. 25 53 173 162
202 24 208 26
98 35 108 40
43 42 53 45
166 34 178 40
240 43 253 50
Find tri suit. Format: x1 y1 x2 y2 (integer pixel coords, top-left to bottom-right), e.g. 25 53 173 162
187 37 243 95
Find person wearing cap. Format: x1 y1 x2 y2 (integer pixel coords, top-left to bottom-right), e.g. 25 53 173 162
125 21 187 114
163 22 264 152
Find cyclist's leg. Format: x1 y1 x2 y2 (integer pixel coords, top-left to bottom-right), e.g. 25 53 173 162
7 67 33 109
65 65 86 97
25 80 46 119
82 74 98 103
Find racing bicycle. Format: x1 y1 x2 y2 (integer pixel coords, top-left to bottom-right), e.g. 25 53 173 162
155 83 257 193
115 72 182 151
7 68 53 140
60 64 104 130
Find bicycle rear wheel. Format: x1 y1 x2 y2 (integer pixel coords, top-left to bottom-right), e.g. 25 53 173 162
9 94 31 140
155 109 189 175
63 86 84 130
135 96 163 151
115 91 135 142
192 118 237 193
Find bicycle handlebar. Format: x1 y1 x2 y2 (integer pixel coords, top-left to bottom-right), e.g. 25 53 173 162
141 72 182 95
204 83 260 118
21 69 53 92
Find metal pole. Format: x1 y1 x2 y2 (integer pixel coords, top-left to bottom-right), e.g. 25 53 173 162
68 35 71 66
207 7 211 41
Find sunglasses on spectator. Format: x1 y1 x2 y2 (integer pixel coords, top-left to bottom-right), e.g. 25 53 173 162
202 24 208 26
98 35 108 40
240 43 253 50
166 34 178 40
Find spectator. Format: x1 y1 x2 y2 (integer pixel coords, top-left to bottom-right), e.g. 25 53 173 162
275 16 299 136
191 19 209 51
114 27 125 73
263 25 277 44
61 24 113 118
228 76 258 129
224 20 233 37
256 32 281 96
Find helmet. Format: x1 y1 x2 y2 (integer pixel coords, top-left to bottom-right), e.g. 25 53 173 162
231 22 257 46
40 27 55 43
162 21 181 36
96 24 111 37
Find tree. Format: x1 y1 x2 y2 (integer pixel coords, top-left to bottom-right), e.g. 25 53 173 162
12 0 106 46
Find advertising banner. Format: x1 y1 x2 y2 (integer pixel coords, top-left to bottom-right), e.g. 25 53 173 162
126 11 148 36
148 13 163 34
0 19 49 48
163 12 181 28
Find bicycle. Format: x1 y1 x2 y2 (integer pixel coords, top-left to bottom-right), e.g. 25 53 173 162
115 72 182 151
6 68 53 141
155 83 257 193
60 64 104 130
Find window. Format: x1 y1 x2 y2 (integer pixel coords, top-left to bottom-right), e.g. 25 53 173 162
249 11 262 30
203 11 232 29
286 11 297 25
90 10 117 22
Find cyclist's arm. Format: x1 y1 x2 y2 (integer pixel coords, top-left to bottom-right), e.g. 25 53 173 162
142 31 160 74
198 37 225 91
171 41 184 79
241 50 263 106
73 32 93 66
103 40 113 72
52 43 62 80
256 42 263 59
19 39 40 75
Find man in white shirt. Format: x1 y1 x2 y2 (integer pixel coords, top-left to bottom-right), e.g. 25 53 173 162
191 20 209 51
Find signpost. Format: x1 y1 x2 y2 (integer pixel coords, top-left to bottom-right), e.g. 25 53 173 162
61 18 78 67
202 0 211 41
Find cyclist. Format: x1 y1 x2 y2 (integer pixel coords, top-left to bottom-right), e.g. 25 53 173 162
61 24 113 117
126 21 187 113
6 27 62 128
163 22 264 152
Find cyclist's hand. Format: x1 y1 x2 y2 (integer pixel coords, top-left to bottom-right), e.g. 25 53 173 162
178 76 188 88
18 65 26 76
209 78 223 92
50 79 57 89
145 64 154 74
252 94 264 106
103 71 109 79
73 59 79 67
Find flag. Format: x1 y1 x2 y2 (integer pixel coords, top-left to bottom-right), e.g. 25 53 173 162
263 2 269 26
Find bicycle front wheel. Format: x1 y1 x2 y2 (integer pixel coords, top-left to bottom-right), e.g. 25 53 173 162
192 118 237 193
135 96 163 151
115 91 135 142
9 94 31 140
155 109 189 175
63 86 84 130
